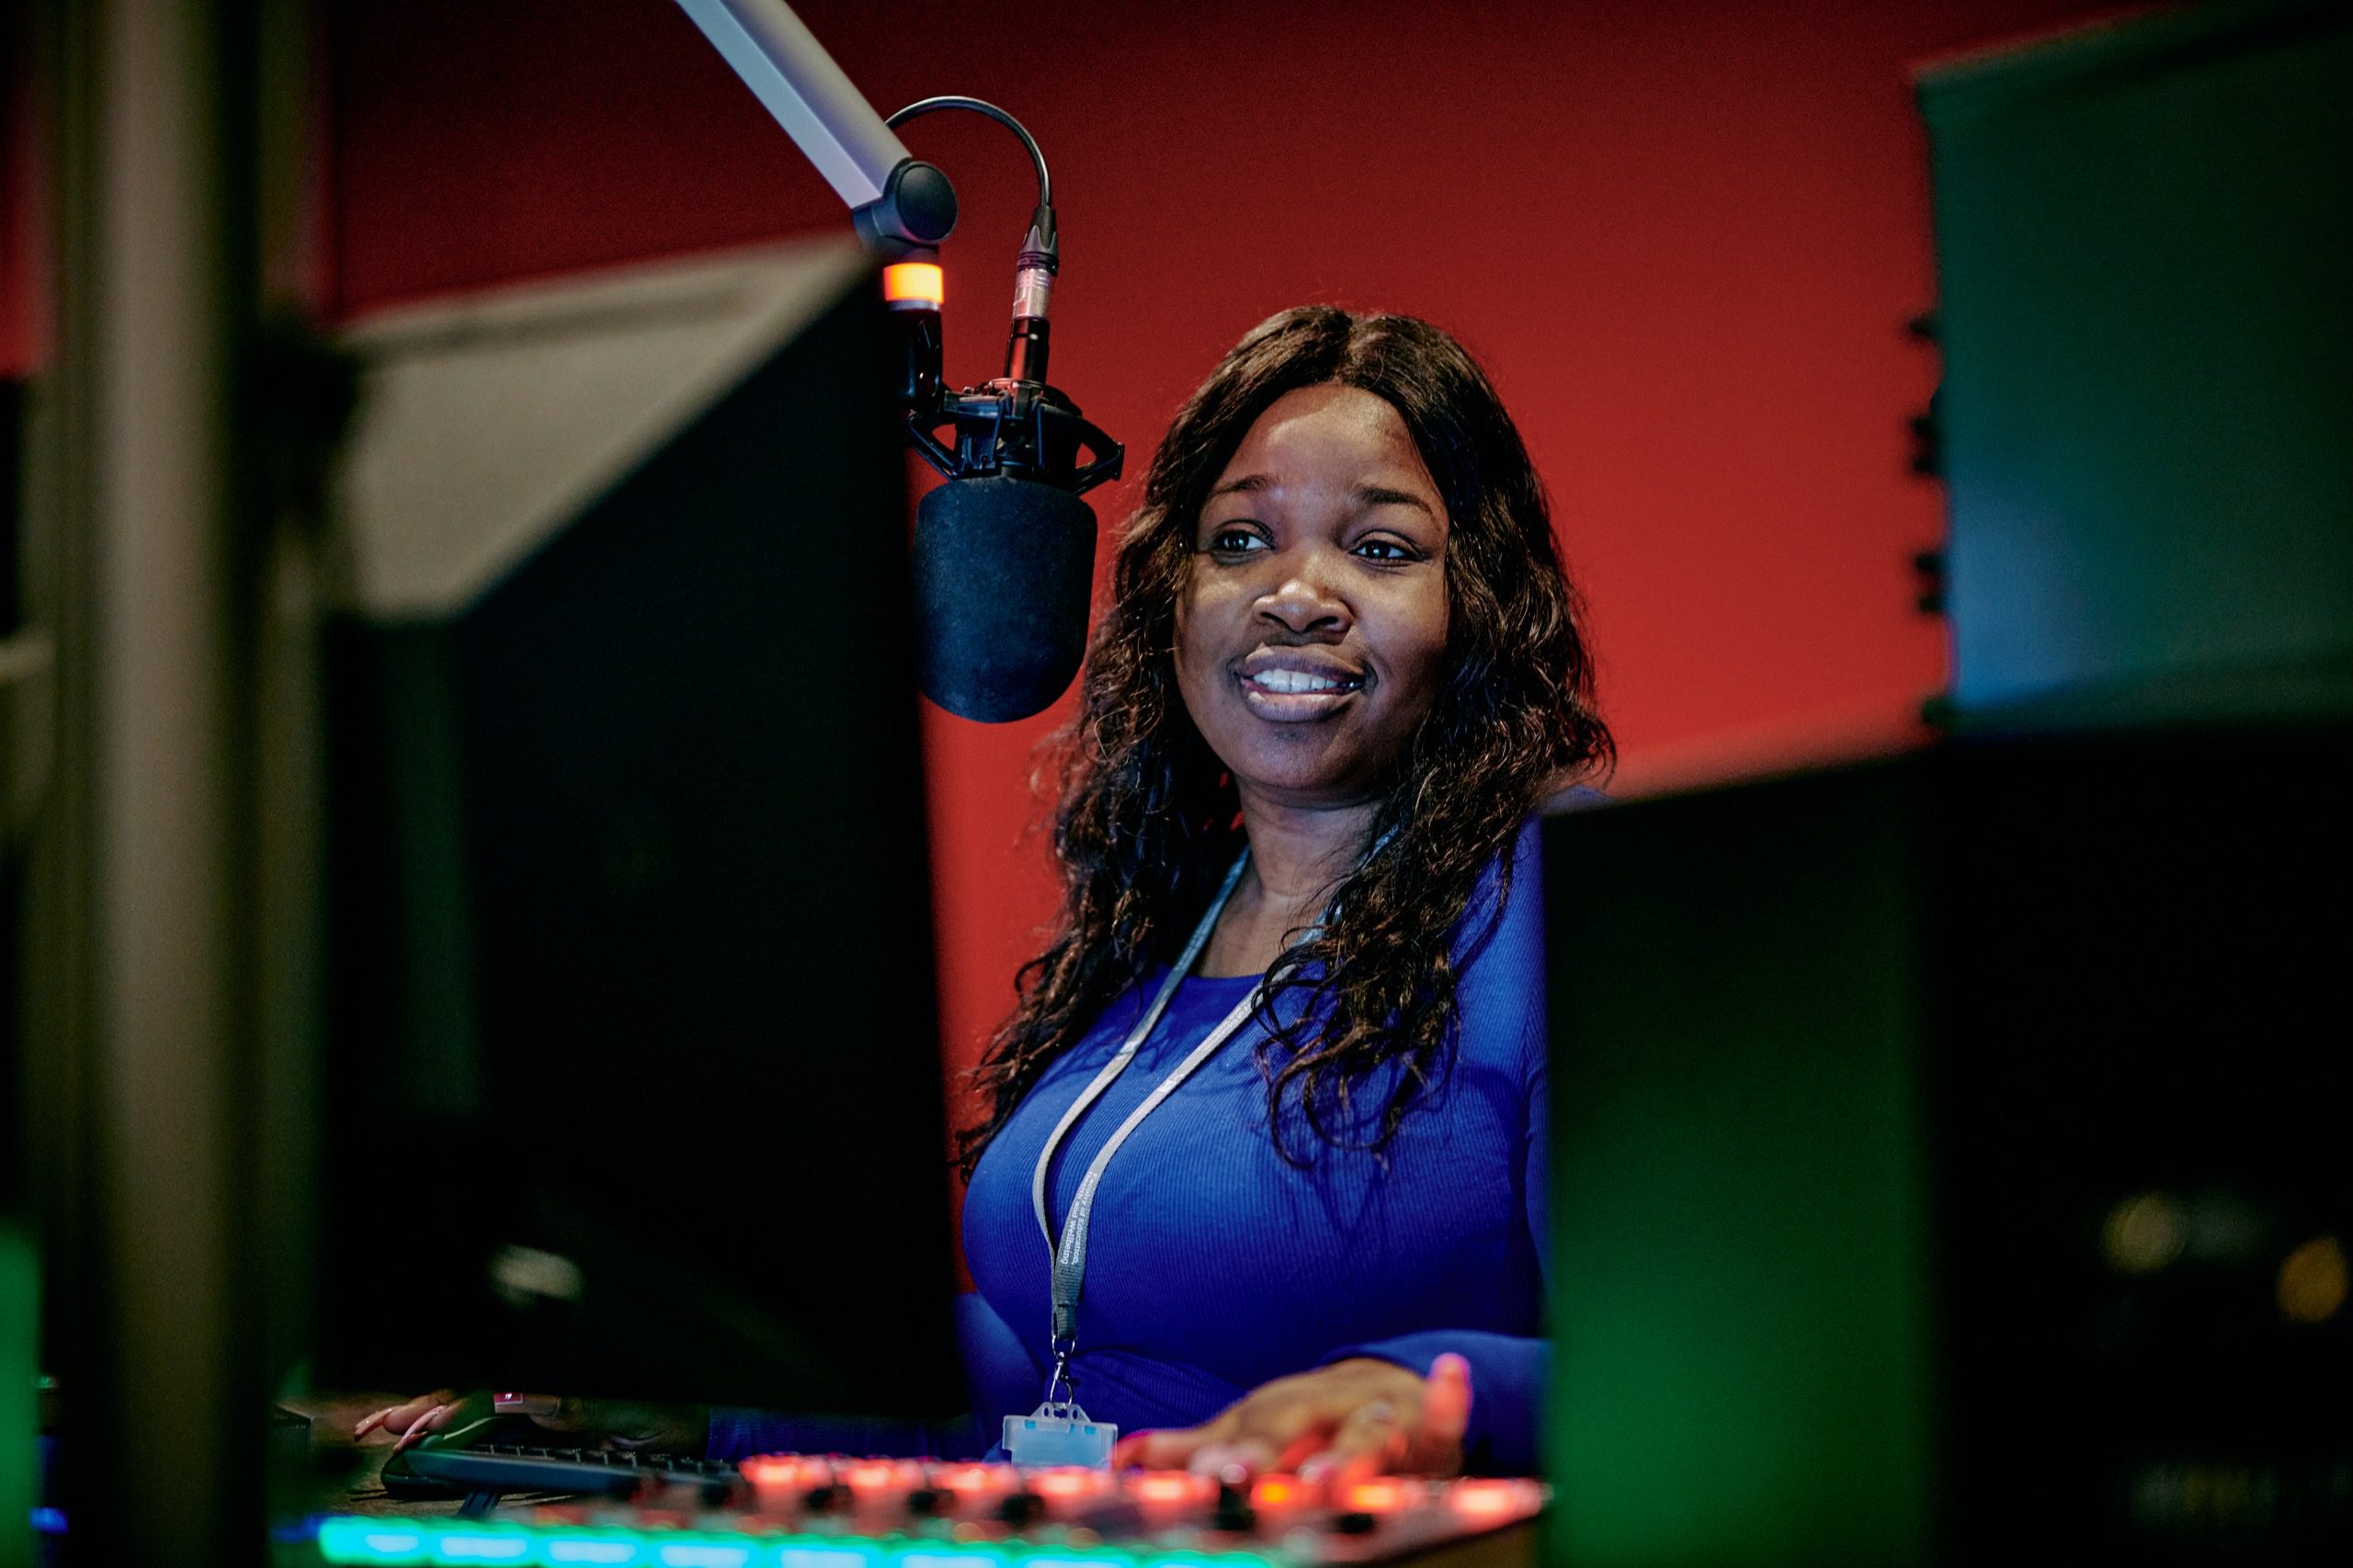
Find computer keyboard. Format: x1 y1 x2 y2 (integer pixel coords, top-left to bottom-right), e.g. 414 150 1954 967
392 1439 745 1502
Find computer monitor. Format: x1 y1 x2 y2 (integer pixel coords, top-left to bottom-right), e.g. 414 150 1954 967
313 241 962 1420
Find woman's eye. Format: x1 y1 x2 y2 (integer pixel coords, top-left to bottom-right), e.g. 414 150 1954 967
1353 538 1416 562
1207 527 1267 552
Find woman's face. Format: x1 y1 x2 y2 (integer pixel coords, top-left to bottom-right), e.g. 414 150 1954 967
1175 383 1450 812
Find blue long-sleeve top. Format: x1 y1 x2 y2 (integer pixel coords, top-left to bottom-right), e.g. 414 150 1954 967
711 807 1574 1474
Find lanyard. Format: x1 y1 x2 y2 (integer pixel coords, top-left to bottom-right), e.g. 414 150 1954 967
1029 848 1259 1401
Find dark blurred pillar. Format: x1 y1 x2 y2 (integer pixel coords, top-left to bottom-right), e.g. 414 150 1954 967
18 0 326 1560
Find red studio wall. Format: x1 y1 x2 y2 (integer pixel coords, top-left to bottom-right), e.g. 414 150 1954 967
321 0 2129 1131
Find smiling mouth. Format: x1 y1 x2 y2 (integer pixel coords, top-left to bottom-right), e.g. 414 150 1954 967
1236 660 1367 720
1247 667 1362 695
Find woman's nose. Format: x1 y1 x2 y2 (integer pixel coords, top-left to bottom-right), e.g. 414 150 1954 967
1255 550 1350 635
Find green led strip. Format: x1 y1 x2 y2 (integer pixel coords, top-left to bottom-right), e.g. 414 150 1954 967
315 1517 1277 1568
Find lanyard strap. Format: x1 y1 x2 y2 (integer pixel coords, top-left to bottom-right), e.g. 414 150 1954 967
1030 849 1253 1346
1051 988 1259 1342
1024 828 1391 1404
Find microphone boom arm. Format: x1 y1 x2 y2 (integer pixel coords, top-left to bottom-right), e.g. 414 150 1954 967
671 0 958 255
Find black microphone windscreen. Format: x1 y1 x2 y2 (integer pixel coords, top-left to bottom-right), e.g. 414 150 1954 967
914 476 1097 723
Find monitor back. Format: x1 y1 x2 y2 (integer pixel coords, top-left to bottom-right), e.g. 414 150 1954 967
314 256 961 1419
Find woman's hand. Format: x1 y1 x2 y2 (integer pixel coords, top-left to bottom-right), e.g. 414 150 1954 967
1111 1353 1471 1482
352 1390 707 1455
352 1388 474 1452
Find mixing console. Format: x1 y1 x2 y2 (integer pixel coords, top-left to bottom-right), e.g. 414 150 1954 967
315 1453 1546 1567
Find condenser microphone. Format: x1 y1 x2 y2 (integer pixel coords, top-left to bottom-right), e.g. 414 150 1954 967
668 6 1121 720
884 110 1123 723
913 477 1098 722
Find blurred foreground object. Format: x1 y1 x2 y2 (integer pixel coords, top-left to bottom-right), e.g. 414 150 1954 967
1539 6 2351 1561
1543 728 2349 1563
1920 0 2353 729
13 1 336 1562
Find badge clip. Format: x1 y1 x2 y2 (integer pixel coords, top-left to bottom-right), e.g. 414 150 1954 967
1004 1401 1116 1469
1006 1346 1116 1468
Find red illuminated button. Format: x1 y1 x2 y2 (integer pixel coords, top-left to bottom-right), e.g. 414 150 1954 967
1249 1474 1311 1509
1029 1467 1113 1498
930 1462 1018 1501
842 1459 926 1497
1341 1478 1417 1514
1131 1471 1218 1508
1029 1467 1116 1505
742 1454 834 1493
1444 1478 1543 1521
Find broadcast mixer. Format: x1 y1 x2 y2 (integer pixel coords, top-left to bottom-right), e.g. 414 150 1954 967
314 1451 1547 1567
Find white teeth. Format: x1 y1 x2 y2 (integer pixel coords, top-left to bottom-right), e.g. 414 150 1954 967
1252 668 1350 693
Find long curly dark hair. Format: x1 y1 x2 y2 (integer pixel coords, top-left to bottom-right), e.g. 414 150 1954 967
957 306 1609 1176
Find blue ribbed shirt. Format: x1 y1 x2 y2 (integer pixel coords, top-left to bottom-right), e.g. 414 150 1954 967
710 807 1575 1473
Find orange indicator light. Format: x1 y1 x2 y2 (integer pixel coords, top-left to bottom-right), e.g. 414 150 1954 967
882 262 945 309
1249 1476 1302 1508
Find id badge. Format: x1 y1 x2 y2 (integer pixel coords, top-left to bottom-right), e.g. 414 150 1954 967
1004 1402 1117 1469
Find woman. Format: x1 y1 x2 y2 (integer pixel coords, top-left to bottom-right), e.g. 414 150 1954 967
361 305 1608 1480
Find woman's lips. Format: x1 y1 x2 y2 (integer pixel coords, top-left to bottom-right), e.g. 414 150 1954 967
1236 651 1367 722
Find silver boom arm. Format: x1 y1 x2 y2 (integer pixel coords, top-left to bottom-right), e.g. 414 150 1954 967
672 0 958 253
